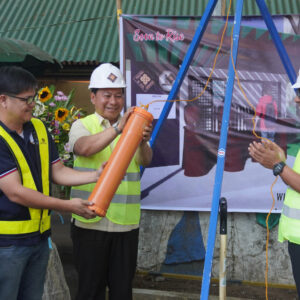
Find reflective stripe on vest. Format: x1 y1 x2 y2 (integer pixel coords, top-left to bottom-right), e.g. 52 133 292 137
0 118 51 235
282 204 300 220
278 150 300 243
73 166 140 183
71 189 140 204
71 114 141 225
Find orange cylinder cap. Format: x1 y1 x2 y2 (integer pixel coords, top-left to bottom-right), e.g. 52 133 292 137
133 107 154 122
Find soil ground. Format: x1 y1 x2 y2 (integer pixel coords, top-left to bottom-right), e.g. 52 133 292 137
52 213 298 300
133 272 298 300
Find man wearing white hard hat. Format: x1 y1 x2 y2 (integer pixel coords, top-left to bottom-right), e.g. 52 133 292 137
249 69 300 298
68 63 153 300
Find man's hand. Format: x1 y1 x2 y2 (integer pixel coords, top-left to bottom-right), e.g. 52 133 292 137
95 162 107 180
248 140 286 169
141 123 153 143
69 198 97 219
136 122 153 166
118 107 134 131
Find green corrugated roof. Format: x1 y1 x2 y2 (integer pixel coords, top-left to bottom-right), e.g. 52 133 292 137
228 0 300 16
0 0 298 65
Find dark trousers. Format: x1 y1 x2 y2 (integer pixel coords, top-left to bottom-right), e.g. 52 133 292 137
71 224 139 300
288 241 300 299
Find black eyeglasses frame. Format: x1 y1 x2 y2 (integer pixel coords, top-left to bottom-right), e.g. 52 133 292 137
5 93 38 104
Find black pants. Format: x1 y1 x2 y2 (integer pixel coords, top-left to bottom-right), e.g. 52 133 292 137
71 224 139 300
288 241 300 299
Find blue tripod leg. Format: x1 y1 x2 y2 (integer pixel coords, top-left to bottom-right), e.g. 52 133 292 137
200 0 244 299
255 0 297 85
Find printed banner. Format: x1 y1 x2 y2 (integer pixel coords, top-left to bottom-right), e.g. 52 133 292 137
121 15 300 212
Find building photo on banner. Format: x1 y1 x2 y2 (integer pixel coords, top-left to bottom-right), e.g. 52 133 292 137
120 15 300 212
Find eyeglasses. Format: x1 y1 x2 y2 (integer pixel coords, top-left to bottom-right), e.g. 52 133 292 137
5 93 38 104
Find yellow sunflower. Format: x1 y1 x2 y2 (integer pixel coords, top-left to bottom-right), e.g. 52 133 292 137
55 108 69 122
62 123 70 131
38 86 52 103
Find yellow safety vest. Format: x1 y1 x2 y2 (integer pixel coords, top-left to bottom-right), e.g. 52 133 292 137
71 114 141 225
278 150 300 244
0 118 51 235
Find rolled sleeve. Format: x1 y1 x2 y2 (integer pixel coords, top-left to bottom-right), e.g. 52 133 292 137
68 119 91 153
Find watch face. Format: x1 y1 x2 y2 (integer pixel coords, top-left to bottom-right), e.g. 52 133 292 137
274 165 280 175
273 162 285 176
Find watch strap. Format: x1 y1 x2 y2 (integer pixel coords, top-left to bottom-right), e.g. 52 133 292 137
113 123 121 135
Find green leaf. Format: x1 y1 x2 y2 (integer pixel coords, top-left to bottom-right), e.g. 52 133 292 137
49 85 56 96
65 88 75 108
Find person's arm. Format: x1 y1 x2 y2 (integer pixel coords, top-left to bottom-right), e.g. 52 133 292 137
248 140 300 193
73 109 133 157
0 171 96 219
73 126 119 157
135 123 153 167
51 160 104 186
279 165 300 193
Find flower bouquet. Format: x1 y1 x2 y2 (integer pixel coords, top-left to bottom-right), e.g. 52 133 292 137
33 85 85 196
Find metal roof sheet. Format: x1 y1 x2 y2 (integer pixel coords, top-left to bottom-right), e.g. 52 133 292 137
0 37 57 64
0 0 298 65
227 0 300 16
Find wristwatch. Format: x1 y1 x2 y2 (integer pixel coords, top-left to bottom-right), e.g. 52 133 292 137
273 161 286 176
112 123 122 135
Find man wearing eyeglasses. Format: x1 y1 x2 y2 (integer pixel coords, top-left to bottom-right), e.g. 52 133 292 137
0 66 103 300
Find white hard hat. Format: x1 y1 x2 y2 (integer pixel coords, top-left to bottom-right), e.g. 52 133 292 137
88 63 126 89
292 69 300 89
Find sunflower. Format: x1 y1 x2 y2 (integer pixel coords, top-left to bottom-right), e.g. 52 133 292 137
55 108 69 122
38 86 52 103
62 123 70 131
